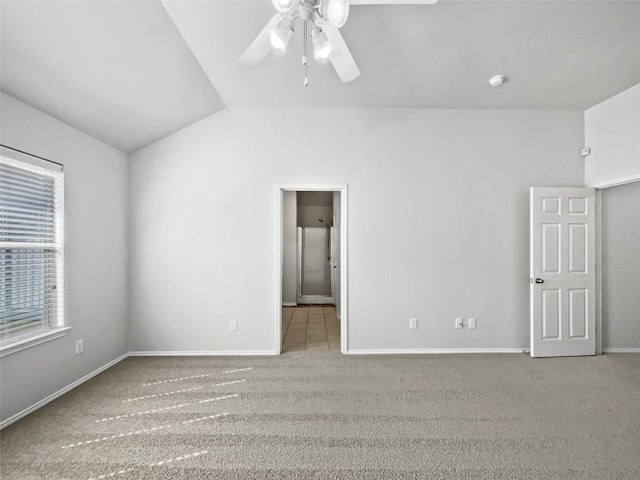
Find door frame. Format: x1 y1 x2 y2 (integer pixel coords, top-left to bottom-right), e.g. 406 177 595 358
595 190 602 355
275 184 348 354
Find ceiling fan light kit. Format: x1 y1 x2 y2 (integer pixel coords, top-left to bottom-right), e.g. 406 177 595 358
238 0 438 84
322 0 349 28
311 27 335 59
269 17 294 51
239 0 359 84
272 0 298 13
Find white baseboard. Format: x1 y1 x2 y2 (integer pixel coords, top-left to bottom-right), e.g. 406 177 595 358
347 348 525 355
129 350 277 356
603 348 640 353
282 302 297 307
0 353 129 430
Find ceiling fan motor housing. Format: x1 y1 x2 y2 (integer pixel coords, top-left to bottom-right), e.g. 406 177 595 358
276 0 349 29
299 1 315 22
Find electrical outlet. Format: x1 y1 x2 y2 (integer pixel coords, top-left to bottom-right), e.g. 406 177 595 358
469 318 477 329
75 339 84 355
229 320 237 331
455 318 463 329
409 318 418 329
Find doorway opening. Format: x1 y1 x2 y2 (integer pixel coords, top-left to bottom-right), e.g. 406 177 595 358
276 185 347 354
297 191 334 304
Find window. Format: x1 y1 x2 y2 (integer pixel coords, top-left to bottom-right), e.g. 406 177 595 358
0 147 65 352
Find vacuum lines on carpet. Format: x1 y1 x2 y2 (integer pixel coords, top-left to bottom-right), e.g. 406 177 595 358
50 363 252 479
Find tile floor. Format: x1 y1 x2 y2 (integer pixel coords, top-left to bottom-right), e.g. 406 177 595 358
282 305 340 352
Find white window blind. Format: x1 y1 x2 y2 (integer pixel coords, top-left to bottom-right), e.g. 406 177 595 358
0 150 64 347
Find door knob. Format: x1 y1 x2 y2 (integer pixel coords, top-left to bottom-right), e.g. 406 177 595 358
535 278 544 284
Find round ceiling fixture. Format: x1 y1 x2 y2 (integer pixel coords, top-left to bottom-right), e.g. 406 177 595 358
489 74 506 87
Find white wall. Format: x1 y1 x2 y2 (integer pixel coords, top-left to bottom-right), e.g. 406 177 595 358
0 93 128 424
585 83 640 187
128 107 586 353
601 181 640 350
282 191 296 305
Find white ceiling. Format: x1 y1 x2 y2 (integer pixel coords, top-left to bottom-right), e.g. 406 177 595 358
0 0 224 153
1 0 639 154
165 0 640 109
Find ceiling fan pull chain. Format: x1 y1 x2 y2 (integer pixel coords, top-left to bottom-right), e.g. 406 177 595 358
303 20 309 87
302 20 307 67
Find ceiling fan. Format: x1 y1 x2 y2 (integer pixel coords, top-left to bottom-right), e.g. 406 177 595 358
237 0 439 84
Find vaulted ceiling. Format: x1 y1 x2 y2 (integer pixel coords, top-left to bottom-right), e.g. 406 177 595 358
0 0 224 153
1 0 639 153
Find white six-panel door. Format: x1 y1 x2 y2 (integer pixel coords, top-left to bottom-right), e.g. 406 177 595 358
530 187 596 358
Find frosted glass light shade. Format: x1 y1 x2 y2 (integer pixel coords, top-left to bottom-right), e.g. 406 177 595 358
269 18 293 52
272 0 296 13
312 27 335 59
324 0 349 28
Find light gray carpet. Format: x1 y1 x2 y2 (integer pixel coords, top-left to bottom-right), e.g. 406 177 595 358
1 353 640 479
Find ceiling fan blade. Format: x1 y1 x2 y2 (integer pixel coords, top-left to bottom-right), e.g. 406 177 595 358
323 24 360 82
237 14 282 67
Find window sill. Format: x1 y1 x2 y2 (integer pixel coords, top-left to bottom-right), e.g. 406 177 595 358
0 327 71 358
